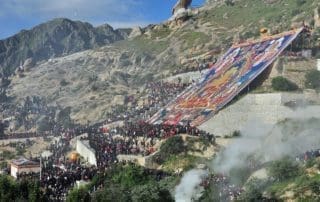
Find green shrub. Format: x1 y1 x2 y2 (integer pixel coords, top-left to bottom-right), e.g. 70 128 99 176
154 136 186 164
1 150 15 160
111 164 150 188
231 130 241 138
131 181 174 202
239 178 267 201
0 162 7 169
66 186 90 202
90 83 98 91
271 76 298 91
296 0 306 6
268 157 301 181
88 74 98 84
305 70 320 89
59 79 69 86
225 0 234 6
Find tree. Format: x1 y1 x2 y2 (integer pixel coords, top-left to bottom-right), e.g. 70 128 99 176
272 76 298 91
55 107 73 128
36 116 53 133
91 184 131 202
225 0 234 6
0 175 45 201
296 0 306 6
305 70 320 89
154 136 186 164
27 180 42 202
111 164 151 189
0 120 7 138
239 178 267 202
0 88 8 103
268 157 301 181
198 181 222 202
131 182 174 202
67 186 91 202
0 175 17 200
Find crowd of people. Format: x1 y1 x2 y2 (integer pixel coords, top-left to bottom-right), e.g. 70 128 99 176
1 81 190 141
2 96 58 131
87 121 215 167
171 61 213 76
98 81 190 125
7 118 215 199
296 148 320 162
38 136 98 200
202 173 243 201
0 79 217 200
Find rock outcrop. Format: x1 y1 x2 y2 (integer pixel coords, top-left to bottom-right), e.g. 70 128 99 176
314 7 320 28
0 18 131 76
129 27 143 39
23 58 35 71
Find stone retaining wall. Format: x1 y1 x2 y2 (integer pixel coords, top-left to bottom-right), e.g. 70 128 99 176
199 93 320 136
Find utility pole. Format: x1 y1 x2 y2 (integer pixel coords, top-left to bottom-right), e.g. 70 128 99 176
39 154 42 183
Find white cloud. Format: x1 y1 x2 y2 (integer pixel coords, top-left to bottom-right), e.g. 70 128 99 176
0 0 149 27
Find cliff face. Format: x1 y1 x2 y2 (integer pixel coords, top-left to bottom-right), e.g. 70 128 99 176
0 18 130 76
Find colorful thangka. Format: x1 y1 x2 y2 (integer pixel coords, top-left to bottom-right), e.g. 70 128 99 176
149 28 304 126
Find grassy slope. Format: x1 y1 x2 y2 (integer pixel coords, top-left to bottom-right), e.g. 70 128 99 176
203 0 315 29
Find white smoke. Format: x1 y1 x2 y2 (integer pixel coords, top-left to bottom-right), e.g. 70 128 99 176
174 108 320 200
213 110 320 174
174 169 208 202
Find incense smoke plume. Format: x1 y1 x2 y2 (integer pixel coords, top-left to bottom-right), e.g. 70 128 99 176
175 169 208 202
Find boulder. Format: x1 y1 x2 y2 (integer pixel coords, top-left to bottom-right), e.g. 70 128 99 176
314 7 320 28
112 95 125 105
169 8 190 22
23 58 35 71
129 27 143 39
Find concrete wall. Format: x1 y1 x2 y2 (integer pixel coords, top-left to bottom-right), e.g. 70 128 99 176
11 165 40 178
165 69 209 84
76 140 97 166
199 93 320 136
116 153 160 169
117 155 145 165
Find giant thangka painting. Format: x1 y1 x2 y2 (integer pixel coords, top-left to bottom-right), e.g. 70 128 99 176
149 28 304 126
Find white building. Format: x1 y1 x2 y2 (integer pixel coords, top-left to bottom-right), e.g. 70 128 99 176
10 157 40 178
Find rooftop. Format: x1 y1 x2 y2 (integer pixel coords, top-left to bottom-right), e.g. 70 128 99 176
11 157 40 167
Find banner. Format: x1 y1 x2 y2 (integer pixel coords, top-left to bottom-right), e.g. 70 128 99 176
149 28 304 126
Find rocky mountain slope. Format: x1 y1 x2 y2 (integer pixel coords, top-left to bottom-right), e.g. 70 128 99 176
4 0 320 125
0 18 131 76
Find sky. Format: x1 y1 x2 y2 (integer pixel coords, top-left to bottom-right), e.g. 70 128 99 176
0 0 205 40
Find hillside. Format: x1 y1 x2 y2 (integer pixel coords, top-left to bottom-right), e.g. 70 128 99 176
1 1 320 201
4 0 320 126
0 18 131 76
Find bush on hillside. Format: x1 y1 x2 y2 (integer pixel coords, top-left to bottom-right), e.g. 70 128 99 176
305 70 320 89
59 79 69 86
271 76 298 91
67 187 91 202
296 0 306 6
239 178 267 201
153 136 186 164
88 164 175 202
268 157 301 181
225 0 234 6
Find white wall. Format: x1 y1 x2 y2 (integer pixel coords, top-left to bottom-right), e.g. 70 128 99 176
10 165 40 178
199 93 320 136
76 140 97 166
